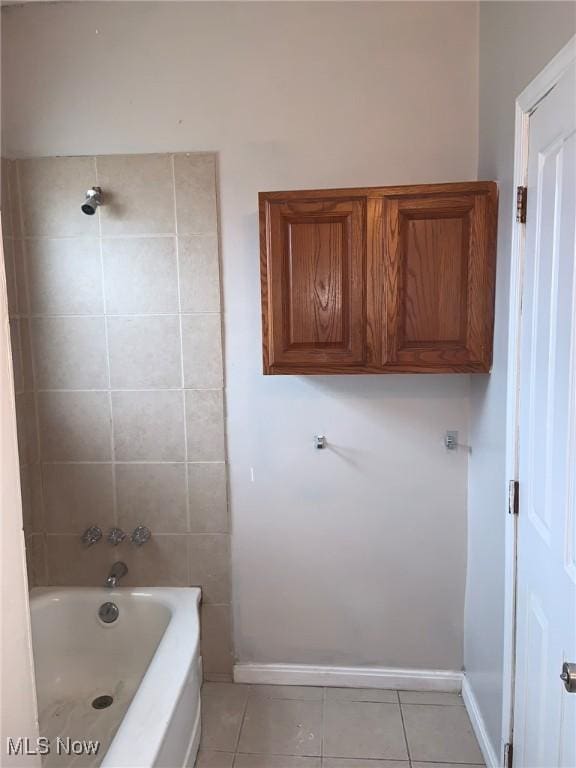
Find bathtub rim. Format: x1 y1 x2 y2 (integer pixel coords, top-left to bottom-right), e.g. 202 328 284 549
29 586 202 768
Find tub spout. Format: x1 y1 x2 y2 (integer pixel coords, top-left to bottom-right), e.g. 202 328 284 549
106 561 128 588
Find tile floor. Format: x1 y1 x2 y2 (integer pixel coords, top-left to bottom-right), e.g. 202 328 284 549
196 684 485 768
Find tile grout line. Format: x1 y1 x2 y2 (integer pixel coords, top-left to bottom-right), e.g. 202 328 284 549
171 155 191 566
95 156 118 531
39 459 225 465
34 386 223 392
398 699 413 766
14 159 49 584
320 685 326 761
232 688 251 757
21 231 215 241
44 532 229 540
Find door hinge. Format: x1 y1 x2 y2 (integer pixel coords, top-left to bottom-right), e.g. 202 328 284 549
504 742 514 768
516 186 527 223
509 480 519 516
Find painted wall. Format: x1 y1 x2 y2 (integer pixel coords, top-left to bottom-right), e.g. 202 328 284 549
1 1 479 671
466 1 576 756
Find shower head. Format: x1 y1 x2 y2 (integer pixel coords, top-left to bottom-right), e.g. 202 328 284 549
82 186 103 215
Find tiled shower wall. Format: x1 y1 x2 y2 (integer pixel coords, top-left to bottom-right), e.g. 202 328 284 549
2 153 232 680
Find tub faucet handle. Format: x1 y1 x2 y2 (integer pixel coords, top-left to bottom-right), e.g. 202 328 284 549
107 527 127 546
131 525 151 546
81 525 102 547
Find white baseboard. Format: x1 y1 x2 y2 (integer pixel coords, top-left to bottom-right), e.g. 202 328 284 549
234 663 463 692
461 677 500 768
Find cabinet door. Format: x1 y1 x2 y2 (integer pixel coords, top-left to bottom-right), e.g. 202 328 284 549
382 186 497 372
260 196 368 373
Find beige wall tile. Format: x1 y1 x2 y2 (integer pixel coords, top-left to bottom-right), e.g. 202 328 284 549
15 153 229 660
26 237 103 315
188 463 228 532
19 463 33 531
27 534 47 587
107 316 181 388
116 463 187 533
13 240 29 315
1 158 14 238
42 463 114 533
18 156 99 237
97 154 175 236
14 395 29 465
186 389 225 461
174 154 217 235
112 390 185 460
121 533 189 586
10 319 24 393
29 463 44 533
103 236 178 314
20 463 44 534
45 533 115 586
8 160 23 239
201 604 233 680
15 392 39 465
182 314 223 388
178 236 220 312
19 319 34 391
38 391 112 461
2 238 19 316
32 316 108 389
189 533 231 603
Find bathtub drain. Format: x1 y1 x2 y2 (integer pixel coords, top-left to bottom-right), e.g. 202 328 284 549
92 695 113 710
98 602 119 623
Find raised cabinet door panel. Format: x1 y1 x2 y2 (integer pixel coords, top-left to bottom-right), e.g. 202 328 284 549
261 196 369 373
383 187 496 372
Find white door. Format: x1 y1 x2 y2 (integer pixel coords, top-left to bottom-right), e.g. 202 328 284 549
513 59 576 768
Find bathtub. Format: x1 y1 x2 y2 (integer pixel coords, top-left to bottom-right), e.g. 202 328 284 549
29 587 202 768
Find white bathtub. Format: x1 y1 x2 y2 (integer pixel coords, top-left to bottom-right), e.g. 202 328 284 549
30 587 202 768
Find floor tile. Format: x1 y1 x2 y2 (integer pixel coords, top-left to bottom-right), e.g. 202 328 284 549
411 763 484 768
323 759 409 768
235 755 321 768
200 683 249 751
398 690 463 706
196 751 235 768
324 701 408 761
402 704 484 764
325 688 398 704
237 698 322 756
250 685 324 701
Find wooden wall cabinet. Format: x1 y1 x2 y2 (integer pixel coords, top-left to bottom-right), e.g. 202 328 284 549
260 182 497 374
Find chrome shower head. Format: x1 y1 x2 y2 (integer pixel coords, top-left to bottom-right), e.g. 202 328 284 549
82 186 103 215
